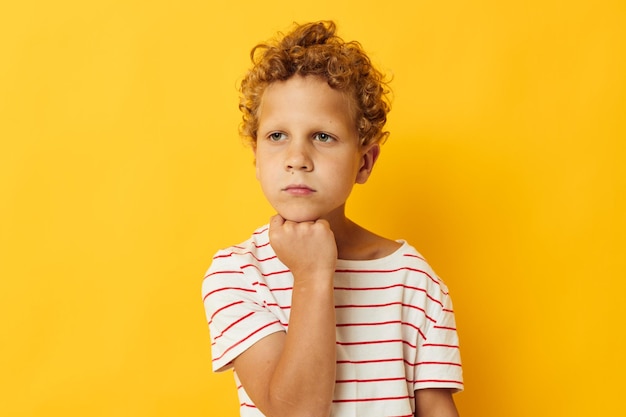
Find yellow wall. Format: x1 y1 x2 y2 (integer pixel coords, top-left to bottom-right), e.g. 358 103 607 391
2 1 624 416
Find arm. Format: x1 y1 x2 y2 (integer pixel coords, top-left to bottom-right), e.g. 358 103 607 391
233 215 337 417
415 388 459 417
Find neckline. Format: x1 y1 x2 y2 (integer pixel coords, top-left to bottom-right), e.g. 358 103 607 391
335 240 408 267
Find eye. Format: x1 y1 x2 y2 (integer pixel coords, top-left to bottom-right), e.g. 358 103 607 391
314 132 334 143
268 132 286 141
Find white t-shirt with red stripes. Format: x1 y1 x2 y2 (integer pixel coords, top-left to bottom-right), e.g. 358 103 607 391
202 225 463 417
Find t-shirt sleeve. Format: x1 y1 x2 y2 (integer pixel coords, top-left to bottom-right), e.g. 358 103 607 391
413 285 464 392
202 253 286 372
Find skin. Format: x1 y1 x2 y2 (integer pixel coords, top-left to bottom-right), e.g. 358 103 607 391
415 389 460 417
232 75 459 417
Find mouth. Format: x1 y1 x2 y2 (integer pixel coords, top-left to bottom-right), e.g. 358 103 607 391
282 184 316 195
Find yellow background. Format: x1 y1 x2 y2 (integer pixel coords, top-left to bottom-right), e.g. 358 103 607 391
1 1 624 416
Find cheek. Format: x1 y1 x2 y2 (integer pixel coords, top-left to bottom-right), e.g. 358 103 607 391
254 151 269 176
333 162 360 189
255 157 280 185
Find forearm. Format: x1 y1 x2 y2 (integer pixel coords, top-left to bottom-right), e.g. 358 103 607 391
267 274 337 417
239 216 338 417
414 389 459 417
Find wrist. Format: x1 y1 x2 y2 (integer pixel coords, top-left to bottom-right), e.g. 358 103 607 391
292 270 335 292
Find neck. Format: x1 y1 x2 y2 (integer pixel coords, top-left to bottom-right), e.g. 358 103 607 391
320 206 370 260
319 205 356 245
319 205 401 261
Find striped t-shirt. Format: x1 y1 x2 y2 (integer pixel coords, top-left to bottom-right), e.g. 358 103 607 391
202 225 463 417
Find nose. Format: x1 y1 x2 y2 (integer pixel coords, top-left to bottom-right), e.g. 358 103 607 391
285 140 313 172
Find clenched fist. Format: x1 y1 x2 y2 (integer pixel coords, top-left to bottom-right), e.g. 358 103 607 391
268 215 338 280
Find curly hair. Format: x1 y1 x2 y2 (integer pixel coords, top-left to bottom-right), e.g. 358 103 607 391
239 21 391 147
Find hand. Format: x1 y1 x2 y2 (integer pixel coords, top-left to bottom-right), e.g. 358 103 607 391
268 214 338 279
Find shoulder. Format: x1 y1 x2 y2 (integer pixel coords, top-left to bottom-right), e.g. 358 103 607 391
336 238 442 285
338 225 402 261
399 242 449 290
208 225 272 267
202 224 274 289
366 240 452 302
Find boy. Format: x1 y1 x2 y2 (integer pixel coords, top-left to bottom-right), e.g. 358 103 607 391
202 21 463 417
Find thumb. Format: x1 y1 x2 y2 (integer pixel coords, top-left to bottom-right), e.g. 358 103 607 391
269 214 285 231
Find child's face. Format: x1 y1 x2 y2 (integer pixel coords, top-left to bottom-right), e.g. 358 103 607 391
254 75 378 223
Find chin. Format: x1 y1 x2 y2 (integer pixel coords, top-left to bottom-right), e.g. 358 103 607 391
276 211 321 223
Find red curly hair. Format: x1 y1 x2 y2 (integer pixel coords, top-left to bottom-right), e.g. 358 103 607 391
239 21 391 147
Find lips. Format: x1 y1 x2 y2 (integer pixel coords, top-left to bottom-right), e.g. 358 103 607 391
282 184 316 195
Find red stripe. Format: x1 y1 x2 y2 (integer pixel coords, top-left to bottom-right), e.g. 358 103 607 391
336 302 436 323
335 283 444 308
336 376 406 383
333 283 422 291
241 263 290 277
212 320 281 362
337 357 460 368
203 285 255 302
211 311 255 344
336 338 417 349
248 282 441 299
336 320 426 340
335 267 446 293
337 357 403 363
265 302 291 310
337 358 417 366
422 343 459 349
333 395 410 403
211 300 288 327
203 269 243 280
433 325 457 331
416 361 462 367
232 239 270 249
337 357 422 366
214 251 277 262
254 281 293 292
208 300 244 323
403 253 426 261
414 379 464 385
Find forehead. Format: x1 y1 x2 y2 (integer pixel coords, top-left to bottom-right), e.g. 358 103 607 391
258 75 356 127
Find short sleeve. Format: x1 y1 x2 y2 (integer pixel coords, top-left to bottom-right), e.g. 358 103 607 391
202 253 286 372
413 288 464 392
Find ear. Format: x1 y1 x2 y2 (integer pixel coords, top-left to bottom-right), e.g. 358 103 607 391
355 143 380 184
252 144 259 180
